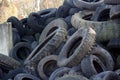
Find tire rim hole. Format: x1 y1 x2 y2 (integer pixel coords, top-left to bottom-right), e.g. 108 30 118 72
82 14 92 20
22 78 33 80
98 9 110 21
67 37 82 58
43 60 58 77
17 47 30 60
93 61 104 73
83 0 100 2
46 27 58 36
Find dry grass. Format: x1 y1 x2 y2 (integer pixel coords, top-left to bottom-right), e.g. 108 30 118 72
13 0 64 19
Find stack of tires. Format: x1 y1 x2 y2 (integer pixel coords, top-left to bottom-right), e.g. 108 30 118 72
0 0 120 80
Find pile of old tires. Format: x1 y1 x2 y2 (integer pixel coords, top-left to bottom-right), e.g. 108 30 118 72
0 0 120 80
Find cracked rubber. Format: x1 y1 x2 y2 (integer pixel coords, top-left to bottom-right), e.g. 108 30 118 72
57 27 96 67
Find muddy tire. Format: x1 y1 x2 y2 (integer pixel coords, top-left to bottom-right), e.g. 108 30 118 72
57 27 96 67
9 42 32 64
14 73 40 80
37 55 58 80
73 0 104 10
81 55 106 78
24 27 67 68
39 18 68 43
49 67 71 80
71 11 120 42
91 45 114 70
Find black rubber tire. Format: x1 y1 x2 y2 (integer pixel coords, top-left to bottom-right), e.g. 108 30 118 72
9 42 32 64
81 55 106 78
34 33 40 42
91 4 112 21
73 0 104 10
71 11 120 42
7 16 25 36
20 18 28 26
24 27 67 69
116 55 120 69
64 16 73 29
107 38 120 49
63 0 76 8
0 68 3 79
91 45 114 70
57 27 96 67
37 55 58 80
37 8 57 21
12 28 20 45
56 5 71 18
56 73 89 80
14 73 40 80
104 0 120 5
21 36 35 44
27 12 44 33
67 27 77 36
3 68 26 80
39 18 68 43
44 17 56 26
31 41 38 50
110 5 120 19
0 54 21 71
90 71 119 80
24 25 36 36
69 8 81 16
69 64 82 74
49 67 71 80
